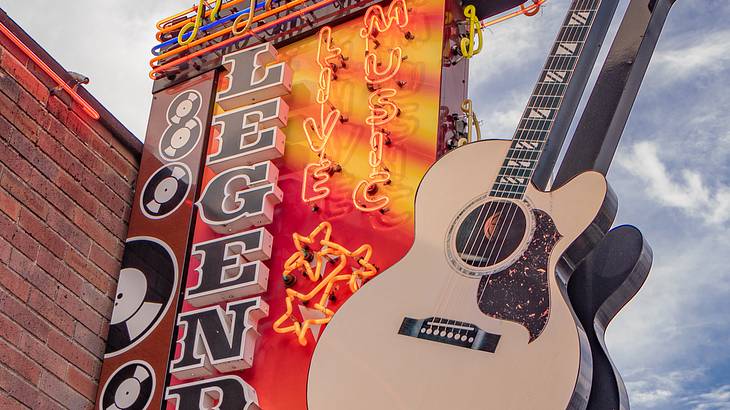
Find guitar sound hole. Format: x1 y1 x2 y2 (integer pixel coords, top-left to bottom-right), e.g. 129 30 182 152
454 201 527 269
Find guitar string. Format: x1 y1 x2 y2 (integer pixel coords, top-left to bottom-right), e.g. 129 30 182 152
429 0 596 336
476 2 590 278
476 0 598 310
415 6 597 405
429 7 579 331
433 0 593 327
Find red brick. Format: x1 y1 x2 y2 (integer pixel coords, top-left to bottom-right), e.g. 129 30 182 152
55 172 99 216
105 145 138 183
0 263 30 301
47 118 105 177
7 228 39 263
0 140 33 180
0 365 45 408
100 166 134 205
46 209 91 255
73 322 105 359
64 248 116 297
66 365 97 401
25 170 74 218
89 243 120 279
0 69 22 102
0 390 29 409
72 208 119 258
0 338 41 384
0 313 22 346
99 320 109 343
0 116 59 181
0 169 49 219
56 287 103 334
36 249 82 293
16 88 51 130
38 371 90 410
28 290 74 336
14 260 60 300
0 187 19 220
78 171 127 217
18 208 66 259
80 282 112 319
0 89 39 142
46 330 98 377
95 205 129 240
17 333 66 380
0 288 50 342
0 237 10 263
45 95 70 127
37 131 87 182
0 50 49 103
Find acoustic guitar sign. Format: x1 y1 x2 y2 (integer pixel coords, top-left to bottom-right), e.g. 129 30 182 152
96 0 462 407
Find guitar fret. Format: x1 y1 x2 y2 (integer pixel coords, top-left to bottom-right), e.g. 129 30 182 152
499 169 532 179
514 131 548 141
518 118 553 130
506 151 540 161
491 0 601 199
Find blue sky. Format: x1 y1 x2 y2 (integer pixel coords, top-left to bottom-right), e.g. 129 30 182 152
2 0 728 408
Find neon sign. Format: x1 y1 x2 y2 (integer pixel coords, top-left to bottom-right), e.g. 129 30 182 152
301 27 346 204
150 0 334 79
353 0 411 213
273 222 379 346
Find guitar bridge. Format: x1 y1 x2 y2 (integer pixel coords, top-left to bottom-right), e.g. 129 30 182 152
398 317 500 353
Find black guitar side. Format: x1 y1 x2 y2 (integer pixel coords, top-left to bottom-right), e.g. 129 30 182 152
568 225 652 410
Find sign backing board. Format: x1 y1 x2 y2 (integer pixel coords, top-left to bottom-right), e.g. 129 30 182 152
166 0 450 407
95 72 217 410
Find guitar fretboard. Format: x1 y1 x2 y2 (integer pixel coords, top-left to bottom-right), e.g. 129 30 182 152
490 0 601 199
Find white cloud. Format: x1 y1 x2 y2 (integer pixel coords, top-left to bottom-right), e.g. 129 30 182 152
617 141 730 224
0 1 182 139
686 385 730 409
650 29 730 84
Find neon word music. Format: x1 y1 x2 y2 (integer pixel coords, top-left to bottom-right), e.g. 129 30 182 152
165 42 291 410
352 0 411 213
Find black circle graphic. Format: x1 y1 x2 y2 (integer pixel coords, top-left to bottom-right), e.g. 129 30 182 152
140 163 191 220
159 90 203 161
101 361 154 410
105 238 177 356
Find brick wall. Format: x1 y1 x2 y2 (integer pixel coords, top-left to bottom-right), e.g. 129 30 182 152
0 14 141 410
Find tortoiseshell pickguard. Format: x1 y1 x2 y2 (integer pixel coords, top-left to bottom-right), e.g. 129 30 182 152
476 210 561 342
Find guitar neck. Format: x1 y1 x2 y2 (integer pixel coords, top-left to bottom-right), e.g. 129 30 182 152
490 0 602 200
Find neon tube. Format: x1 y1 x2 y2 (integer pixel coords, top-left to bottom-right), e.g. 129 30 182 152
157 0 248 35
0 22 100 120
149 0 322 78
151 0 268 56
151 0 307 66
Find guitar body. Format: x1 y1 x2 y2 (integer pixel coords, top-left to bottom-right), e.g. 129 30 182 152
569 225 652 410
308 140 616 410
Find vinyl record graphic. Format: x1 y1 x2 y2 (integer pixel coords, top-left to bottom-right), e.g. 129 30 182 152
100 360 155 410
106 237 178 356
140 163 191 220
159 90 203 161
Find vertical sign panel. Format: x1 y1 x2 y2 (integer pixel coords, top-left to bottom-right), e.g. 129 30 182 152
163 0 448 407
95 72 216 410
